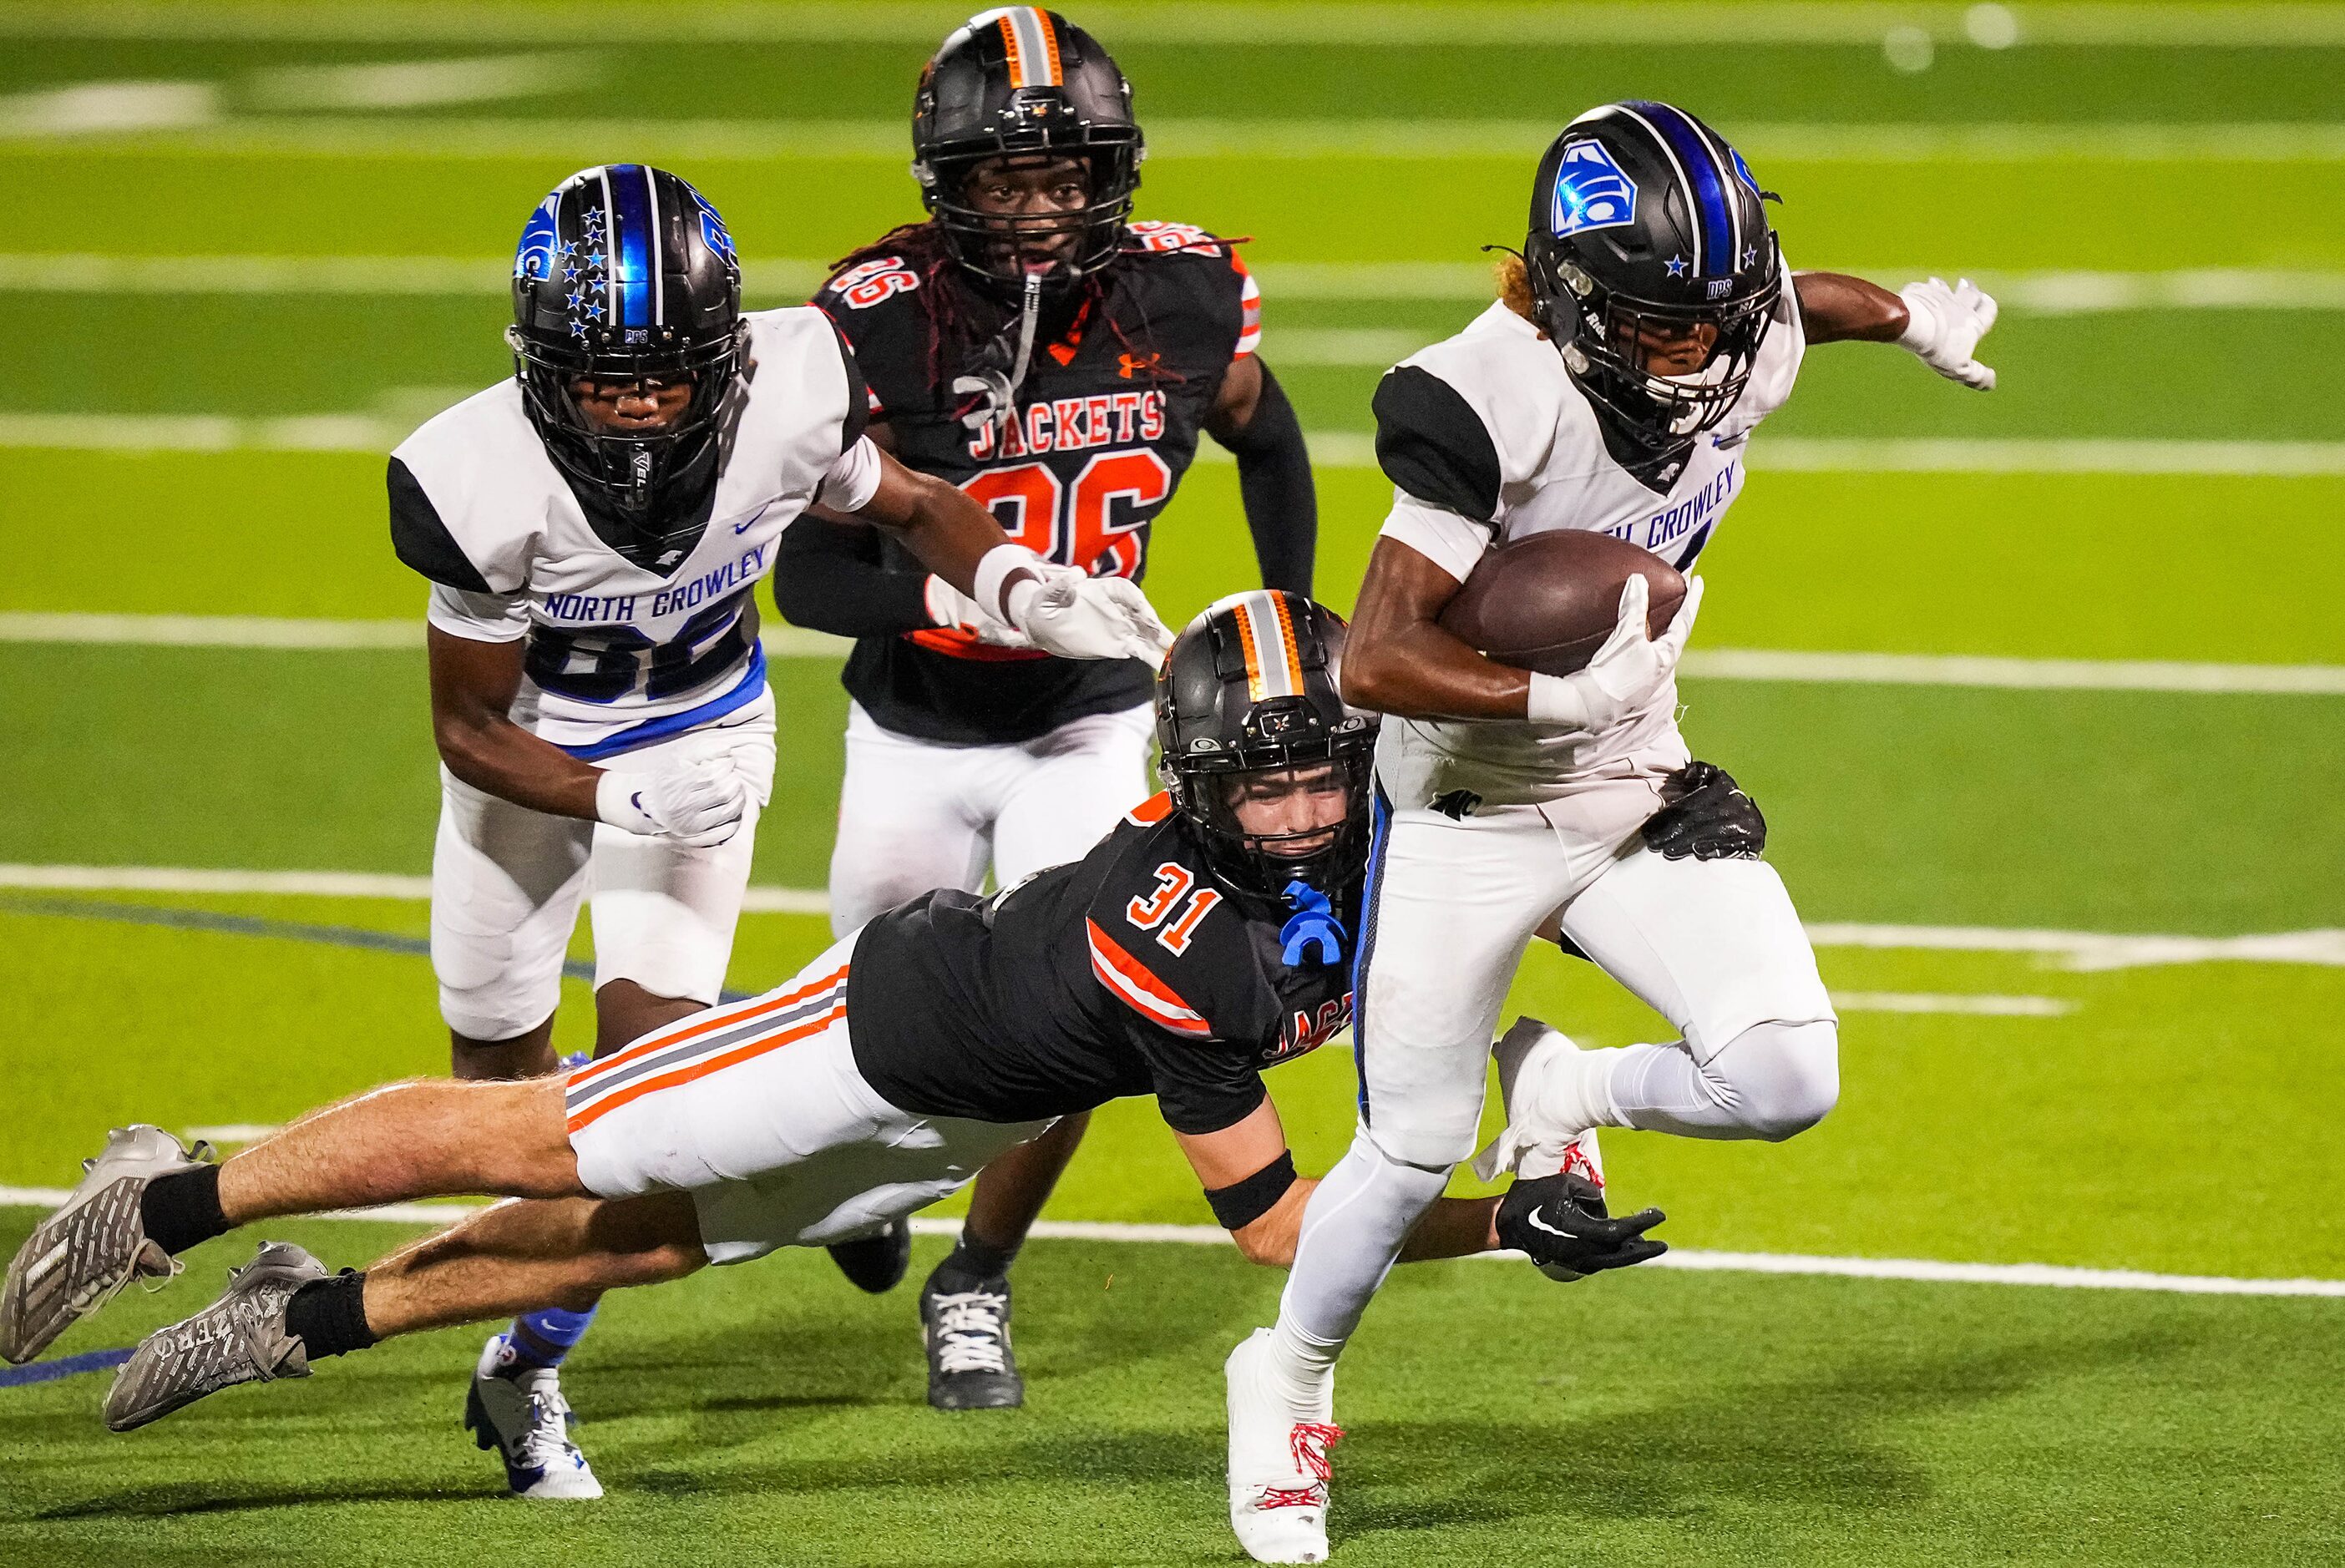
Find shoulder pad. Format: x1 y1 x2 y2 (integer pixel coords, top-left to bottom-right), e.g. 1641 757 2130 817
1382 311 1569 514
387 382 548 594
729 308 865 486
816 255 925 316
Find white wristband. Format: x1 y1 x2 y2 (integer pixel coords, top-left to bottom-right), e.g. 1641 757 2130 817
594 770 657 835
970 543 1046 625
1525 670 1592 731
1895 285 1939 353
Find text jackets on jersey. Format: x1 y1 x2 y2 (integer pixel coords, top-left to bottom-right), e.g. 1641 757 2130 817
387 307 873 761
808 222 1259 744
1370 269 1806 805
846 793 1355 1137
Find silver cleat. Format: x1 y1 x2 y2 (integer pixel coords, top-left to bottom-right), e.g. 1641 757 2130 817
2 1125 211 1364
104 1241 322 1432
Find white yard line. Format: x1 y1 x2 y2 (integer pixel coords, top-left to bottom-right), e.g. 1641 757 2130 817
8 255 2345 312
4 863 2340 971
6 613 2341 696
37 418 2326 474
10 117 2345 163
1680 648 2345 695
8 4 2345 48
5 614 2340 697
1828 991 2073 1016
0 1183 2332 1297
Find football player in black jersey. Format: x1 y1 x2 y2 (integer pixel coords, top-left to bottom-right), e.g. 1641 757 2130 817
8 594 1670 1477
775 8 1316 1407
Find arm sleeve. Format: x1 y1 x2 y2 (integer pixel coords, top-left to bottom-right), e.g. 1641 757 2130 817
1215 360 1315 596
1372 363 1503 524
387 455 492 592
769 513 936 638
425 583 530 643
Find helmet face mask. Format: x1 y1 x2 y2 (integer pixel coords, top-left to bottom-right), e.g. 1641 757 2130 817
1522 102 1782 472
912 8 1144 294
509 164 747 551
1156 593 1379 904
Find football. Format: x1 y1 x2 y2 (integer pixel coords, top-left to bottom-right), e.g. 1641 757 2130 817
1437 530 1688 677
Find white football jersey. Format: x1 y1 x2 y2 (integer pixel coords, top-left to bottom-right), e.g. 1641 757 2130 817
390 307 882 760
1370 267 1805 805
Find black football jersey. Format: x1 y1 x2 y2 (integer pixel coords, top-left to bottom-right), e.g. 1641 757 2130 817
846 792 1355 1137
811 223 1260 744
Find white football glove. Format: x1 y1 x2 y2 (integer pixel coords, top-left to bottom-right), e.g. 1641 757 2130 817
1897 276 1999 391
1010 570 1176 664
595 756 750 847
1526 574 1702 736
922 574 1035 649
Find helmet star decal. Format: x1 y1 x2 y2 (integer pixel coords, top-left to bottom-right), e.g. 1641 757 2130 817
1664 255 1688 277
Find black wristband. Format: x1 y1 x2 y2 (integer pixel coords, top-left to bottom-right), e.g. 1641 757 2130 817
1204 1149 1298 1232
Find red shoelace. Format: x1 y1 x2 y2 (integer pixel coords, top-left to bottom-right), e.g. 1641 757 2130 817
1260 1421 1345 1510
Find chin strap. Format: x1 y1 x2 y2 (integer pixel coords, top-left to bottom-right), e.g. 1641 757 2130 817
953 271 1046 446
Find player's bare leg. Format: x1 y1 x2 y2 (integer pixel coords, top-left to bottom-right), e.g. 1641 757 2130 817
592 979 704 1058
919 1110 1090 1410
105 1191 704 1433
450 1017 557 1083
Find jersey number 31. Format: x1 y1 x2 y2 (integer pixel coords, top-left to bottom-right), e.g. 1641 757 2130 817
1127 862 1222 956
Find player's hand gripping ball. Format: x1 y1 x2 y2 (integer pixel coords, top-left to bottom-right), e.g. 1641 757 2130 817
1438 531 1687 677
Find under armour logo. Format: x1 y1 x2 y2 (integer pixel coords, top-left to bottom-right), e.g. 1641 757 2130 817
1431 789 1481 820
1117 352 1161 380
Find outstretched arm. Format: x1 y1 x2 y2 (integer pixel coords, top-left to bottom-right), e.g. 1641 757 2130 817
1176 1099 1498 1267
1797 270 2000 389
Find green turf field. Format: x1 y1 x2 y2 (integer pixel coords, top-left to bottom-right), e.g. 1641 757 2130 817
4 3 2343 1562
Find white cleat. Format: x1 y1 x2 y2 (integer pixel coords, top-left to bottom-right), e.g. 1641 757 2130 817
464 1333 603 1500
1226 1328 1342 1565
1474 1016 1608 1186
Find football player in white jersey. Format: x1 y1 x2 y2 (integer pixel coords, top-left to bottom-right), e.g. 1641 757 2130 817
1219 102 2001 1562
387 163 1170 1498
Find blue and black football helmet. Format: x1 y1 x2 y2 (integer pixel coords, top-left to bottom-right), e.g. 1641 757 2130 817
1522 102 1782 472
1156 591 1377 903
911 7 1144 289
509 164 747 541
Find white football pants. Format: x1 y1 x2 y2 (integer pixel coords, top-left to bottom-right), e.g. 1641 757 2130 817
1277 751 1836 1354
827 701 1156 936
429 691 777 1042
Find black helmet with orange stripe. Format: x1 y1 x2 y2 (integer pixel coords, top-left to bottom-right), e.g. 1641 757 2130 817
912 7 1143 290
1156 591 1379 903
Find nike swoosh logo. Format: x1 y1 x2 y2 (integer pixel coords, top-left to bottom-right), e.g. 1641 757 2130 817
732 502 773 535
1524 1210 1575 1239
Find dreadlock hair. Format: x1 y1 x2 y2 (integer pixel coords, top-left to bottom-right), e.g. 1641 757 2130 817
824 220 1213 409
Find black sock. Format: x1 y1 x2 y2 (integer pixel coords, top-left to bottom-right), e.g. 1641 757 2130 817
284 1270 377 1360
139 1166 229 1257
932 1228 1021 1292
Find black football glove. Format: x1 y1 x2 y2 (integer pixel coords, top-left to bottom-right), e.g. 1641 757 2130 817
1495 1172 1668 1282
1642 761 1765 862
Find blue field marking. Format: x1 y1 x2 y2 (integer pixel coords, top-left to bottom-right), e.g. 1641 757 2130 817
0 898 752 1003
0 1347 132 1389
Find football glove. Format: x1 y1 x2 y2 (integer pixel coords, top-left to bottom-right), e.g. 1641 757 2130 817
1496 1171 1667 1283
1643 760 1766 861
1527 574 1702 736
595 757 750 847
923 574 1036 649
1010 570 1176 664
1897 277 1999 391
